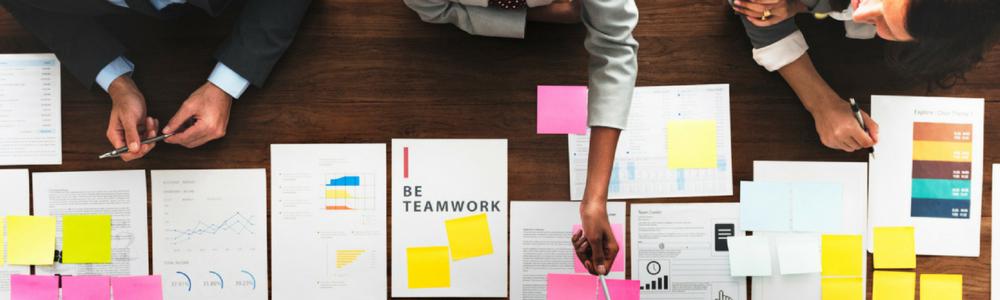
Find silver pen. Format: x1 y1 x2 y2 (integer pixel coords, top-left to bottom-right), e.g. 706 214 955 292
599 275 612 300
848 98 875 156
98 134 172 159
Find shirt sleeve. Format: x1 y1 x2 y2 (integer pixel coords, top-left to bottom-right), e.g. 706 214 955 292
583 0 639 130
95 56 135 92
403 0 527 38
207 62 251 99
738 14 809 72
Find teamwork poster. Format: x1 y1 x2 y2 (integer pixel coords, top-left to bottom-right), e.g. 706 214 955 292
390 139 508 297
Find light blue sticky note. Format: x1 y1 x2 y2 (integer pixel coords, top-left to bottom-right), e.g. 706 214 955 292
740 181 792 231
791 183 843 232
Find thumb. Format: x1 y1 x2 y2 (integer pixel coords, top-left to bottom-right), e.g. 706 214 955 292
163 104 196 135
589 235 607 275
122 116 141 153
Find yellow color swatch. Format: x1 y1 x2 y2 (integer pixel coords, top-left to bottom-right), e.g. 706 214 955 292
821 234 862 276
920 274 962 300
6 216 56 265
822 277 862 300
407 246 450 289
873 271 915 300
444 213 493 260
62 215 112 264
912 141 972 162
325 189 351 199
873 226 916 269
667 120 718 169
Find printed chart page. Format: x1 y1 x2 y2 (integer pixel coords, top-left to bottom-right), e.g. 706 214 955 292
152 169 268 300
0 54 61 165
630 203 746 300
32 170 149 276
0 169 30 300
510 201 626 300
391 139 508 297
270 144 387 299
869 95 984 257
569 84 733 200
752 161 869 300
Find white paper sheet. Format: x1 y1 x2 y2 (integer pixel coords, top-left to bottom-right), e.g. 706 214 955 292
869 95 984 257
32 170 148 276
152 169 268 300
270 144 387 299
992 163 998 300
630 203 747 300
509 201 626 300
391 139 508 297
569 84 733 200
751 161 869 300
0 54 61 165
0 169 30 300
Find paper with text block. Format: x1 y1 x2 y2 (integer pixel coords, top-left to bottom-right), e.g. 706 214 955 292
61 276 110 300
510 201 626 300
0 169 30 300
873 271 915 300
392 139 507 297
569 84 733 200
0 54 61 165
873 226 916 269
61 215 112 264
6 216 55 265
33 170 148 276
537 86 588 134
920 274 962 300
110 276 163 300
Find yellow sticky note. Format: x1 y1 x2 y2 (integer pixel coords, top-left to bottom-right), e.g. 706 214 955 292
920 274 962 300
822 277 862 300
667 120 718 169
444 213 493 260
6 216 56 265
821 234 862 276
874 226 916 269
62 215 112 264
873 271 915 300
407 246 450 289
1 218 4 265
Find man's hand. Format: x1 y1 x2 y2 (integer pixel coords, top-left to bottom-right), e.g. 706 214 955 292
163 82 233 148
574 199 618 275
527 0 582 24
812 98 880 152
107 76 159 162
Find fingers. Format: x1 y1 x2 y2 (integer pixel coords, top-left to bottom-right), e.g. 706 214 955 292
163 102 196 136
748 0 783 4
602 236 620 273
864 112 880 143
732 4 765 18
587 233 608 275
118 117 159 162
121 114 142 154
734 0 768 13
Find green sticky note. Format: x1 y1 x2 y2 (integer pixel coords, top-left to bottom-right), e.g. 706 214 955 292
62 215 112 264
7 216 56 265
667 120 718 169
873 226 916 269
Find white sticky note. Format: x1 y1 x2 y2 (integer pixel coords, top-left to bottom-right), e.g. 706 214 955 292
727 236 772 276
775 235 822 275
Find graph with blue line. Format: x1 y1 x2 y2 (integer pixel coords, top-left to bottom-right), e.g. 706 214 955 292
166 212 257 244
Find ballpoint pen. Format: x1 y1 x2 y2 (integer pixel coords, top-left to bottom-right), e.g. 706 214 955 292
848 98 875 156
599 275 612 300
98 134 172 159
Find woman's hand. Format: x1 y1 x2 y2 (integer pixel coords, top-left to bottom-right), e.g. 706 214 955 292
732 0 807 27
811 98 880 152
574 199 618 275
527 0 582 24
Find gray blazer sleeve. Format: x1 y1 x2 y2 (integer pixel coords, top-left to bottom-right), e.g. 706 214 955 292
583 0 639 130
403 0 527 38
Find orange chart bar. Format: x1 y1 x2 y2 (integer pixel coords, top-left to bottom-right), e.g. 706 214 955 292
913 122 972 142
912 141 972 163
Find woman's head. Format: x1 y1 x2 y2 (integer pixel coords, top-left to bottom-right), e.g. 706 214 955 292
851 0 1000 85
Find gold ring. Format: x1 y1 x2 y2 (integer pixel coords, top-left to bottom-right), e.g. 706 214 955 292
761 8 772 20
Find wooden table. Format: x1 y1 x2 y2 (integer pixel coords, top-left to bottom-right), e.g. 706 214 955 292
0 0 995 299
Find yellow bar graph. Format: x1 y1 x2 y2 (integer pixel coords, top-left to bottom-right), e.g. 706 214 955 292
325 189 352 199
336 250 365 268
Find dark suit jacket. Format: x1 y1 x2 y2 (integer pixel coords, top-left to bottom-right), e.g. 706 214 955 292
0 0 311 89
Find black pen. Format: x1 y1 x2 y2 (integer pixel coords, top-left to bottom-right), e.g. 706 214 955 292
848 98 874 156
98 134 172 159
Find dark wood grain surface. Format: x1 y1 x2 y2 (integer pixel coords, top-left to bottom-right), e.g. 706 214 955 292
0 0 996 299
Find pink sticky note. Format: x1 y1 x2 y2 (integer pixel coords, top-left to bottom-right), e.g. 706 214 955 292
110 276 163 300
10 275 58 300
537 85 588 134
546 273 597 300
598 278 641 300
573 223 625 273
62 276 111 300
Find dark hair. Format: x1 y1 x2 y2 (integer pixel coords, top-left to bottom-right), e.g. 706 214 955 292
887 0 1000 87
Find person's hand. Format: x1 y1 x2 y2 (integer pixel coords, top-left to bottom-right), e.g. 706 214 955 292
527 0 581 24
574 199 618 275
812 98 880 152
107 76 159 161
163 82 233 148
732 0 807 27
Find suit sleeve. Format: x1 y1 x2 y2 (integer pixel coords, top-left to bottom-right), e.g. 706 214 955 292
583 0 639 130
214 0 312 87
736 7 809 72
403 0 527 38
1 0 126 88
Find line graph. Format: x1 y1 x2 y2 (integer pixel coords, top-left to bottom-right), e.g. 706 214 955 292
166 212 257 244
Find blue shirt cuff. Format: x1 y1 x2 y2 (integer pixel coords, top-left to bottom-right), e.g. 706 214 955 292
207 62 250 99
95 56 134 92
